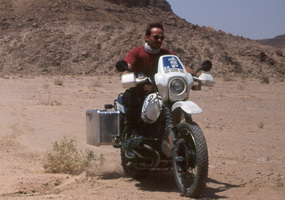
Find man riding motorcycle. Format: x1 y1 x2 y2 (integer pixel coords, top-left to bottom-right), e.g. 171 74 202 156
119 22 195 134
87 22 213 198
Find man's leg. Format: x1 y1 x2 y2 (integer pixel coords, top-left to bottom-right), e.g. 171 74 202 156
123 89 143 131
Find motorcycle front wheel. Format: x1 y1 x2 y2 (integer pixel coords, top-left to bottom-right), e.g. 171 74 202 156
172 121 208 198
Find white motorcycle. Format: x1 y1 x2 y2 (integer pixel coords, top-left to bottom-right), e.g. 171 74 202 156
86 55 214 197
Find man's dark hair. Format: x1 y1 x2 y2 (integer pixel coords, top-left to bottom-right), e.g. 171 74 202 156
145 22 164 36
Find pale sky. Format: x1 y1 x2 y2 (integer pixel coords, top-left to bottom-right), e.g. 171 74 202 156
166 0 285 40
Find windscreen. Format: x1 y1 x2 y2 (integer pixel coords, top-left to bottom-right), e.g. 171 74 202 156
162 56 184 73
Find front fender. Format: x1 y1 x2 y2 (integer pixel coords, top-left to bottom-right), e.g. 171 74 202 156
172 101 203 115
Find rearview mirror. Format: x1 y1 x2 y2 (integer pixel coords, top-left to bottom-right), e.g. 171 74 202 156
200 60 212 72
196 60 212 73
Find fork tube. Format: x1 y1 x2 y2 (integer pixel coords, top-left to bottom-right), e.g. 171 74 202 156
162 103 177 146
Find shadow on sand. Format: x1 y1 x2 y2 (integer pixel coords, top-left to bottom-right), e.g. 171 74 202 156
201 178 242 199
129 171 242 199
88 170 243 199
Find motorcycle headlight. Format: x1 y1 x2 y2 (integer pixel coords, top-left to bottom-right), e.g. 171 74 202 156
168 78 188 102
170 78 186 94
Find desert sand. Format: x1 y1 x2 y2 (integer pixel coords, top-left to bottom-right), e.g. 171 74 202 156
0 75 284 199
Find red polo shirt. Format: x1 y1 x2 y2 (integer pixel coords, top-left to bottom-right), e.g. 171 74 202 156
124 46 172 77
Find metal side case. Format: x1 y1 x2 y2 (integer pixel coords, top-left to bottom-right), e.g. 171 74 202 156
86 109 121 146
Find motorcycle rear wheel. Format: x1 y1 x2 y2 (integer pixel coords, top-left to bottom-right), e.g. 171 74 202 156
173 122 208 198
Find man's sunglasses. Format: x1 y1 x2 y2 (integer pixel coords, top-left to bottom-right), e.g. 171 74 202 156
153 35 165 40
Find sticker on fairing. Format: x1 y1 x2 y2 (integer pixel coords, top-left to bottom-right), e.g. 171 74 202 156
162 56 184 73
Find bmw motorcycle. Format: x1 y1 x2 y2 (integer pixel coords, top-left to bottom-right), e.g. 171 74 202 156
86 55 214 197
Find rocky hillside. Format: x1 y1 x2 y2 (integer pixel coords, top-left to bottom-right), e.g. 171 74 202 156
257 34 285 49
0 0 285 78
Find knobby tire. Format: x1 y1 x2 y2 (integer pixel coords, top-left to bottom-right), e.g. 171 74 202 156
173 121 208 197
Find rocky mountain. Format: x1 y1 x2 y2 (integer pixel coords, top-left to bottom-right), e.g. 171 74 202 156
105 0 172 11
257 34 285 49
0 0 284 79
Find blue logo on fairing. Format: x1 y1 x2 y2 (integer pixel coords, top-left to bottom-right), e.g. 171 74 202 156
162 56 183 71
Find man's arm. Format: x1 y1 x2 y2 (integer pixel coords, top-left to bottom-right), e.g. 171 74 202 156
185 66 198 76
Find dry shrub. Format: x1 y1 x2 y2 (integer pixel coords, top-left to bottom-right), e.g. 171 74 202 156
260 76 270 84
222 76 236 82
237 85 245 90
257 122 264 129
39 96 62 106
42 137 104 175
54 79 64 86
42 82 49 89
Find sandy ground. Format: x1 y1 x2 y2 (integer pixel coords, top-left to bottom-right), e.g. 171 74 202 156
0 75 284 200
